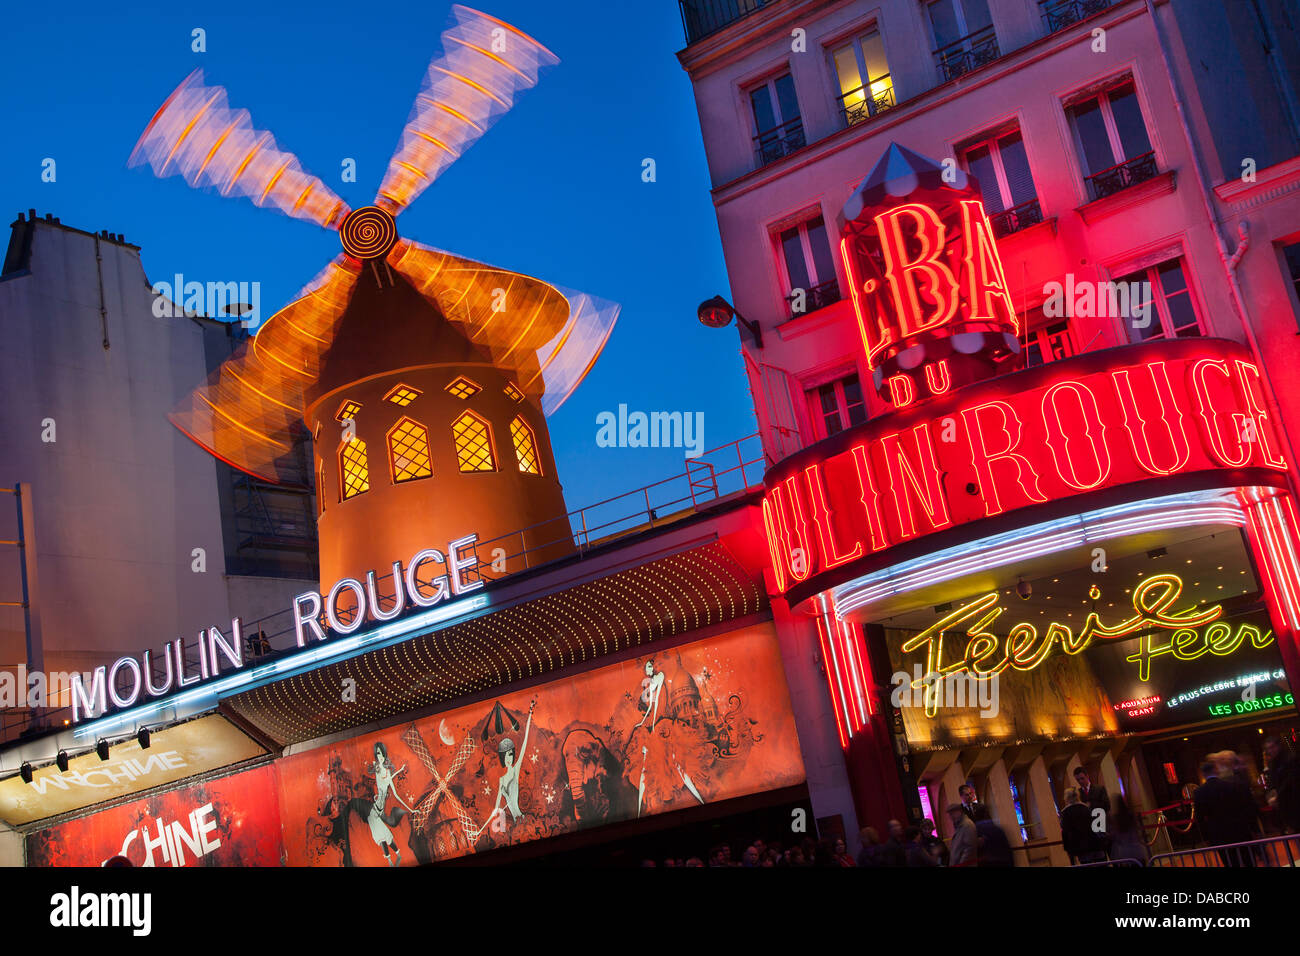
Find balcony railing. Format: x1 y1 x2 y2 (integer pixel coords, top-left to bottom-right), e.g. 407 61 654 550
1084 150 1158 201
786 278 842 318
680 0 771 45
1041 0 1113 34
988 198 1044 238
934 25 1001 83
838 76 896 127
753 116 806 168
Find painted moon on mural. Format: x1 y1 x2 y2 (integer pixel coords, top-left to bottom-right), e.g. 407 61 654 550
438 719 454 746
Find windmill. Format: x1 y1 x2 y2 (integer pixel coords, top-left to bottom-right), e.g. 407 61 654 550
401 726 484 857
130 5 618 589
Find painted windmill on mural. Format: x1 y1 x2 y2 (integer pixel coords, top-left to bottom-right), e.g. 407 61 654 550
130 5 618 588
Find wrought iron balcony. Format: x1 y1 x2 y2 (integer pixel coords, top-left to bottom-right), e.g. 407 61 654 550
838 77 896 127
1041 0 1113 34
786 278 842 318
753 116 806 168
934 25 1001 83
988 198 1044 238
1084 151 1159 201
680 0 772 45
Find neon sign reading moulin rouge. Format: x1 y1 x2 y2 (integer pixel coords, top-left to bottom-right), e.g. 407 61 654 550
762 339 1287 600
901 573 1274 717
70 534 483 723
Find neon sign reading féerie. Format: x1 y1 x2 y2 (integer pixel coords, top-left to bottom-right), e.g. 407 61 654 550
761 339 1287 603
70 534 482 723
899 574 1237 717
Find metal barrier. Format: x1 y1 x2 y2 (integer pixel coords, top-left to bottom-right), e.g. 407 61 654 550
1148 833 1300 868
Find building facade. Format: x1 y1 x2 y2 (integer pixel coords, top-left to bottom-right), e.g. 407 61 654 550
679 0 1300 863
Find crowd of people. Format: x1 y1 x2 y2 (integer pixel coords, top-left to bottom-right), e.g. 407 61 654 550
640 738 1300 868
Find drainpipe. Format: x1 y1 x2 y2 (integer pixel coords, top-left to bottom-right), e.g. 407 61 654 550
1142 0 1300 473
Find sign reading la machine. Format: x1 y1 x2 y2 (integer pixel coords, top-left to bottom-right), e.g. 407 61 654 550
70 533 485 724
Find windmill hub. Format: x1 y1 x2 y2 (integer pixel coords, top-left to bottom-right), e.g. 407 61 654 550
340 205 398 261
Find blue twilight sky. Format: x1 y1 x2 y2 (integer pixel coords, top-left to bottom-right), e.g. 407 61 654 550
0 0 756 510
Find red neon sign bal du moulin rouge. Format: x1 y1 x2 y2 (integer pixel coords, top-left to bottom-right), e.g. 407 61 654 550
839 143 1024 405
762 340 1288 601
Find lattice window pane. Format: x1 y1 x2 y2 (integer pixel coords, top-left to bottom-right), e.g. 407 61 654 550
445 376 482 400
340 438 370 499
384 384 422 407
335 399 362 423
503 381 524 402
389 418 433 482
511 416 540 475
453 412 496 472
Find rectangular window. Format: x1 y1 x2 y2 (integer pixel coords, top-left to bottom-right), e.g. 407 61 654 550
830 29 894 126
962 128 1041 236
749 72 804 167
929 0 999 82
1025 319 1075 367
778 215 840 318
1283 242 1300 331
1066 81 1157 199
1115 258 1203 343
807 373 867 439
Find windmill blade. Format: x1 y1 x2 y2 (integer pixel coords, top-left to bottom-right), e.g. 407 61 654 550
375 5 558 216
169 257 361 482
387 239 618 415
130 69 350 230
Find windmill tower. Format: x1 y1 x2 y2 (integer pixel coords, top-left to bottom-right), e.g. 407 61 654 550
130 6 618 589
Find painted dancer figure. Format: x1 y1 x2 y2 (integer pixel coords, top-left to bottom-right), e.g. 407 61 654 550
635 659 665 731
485 699 536 834
356 741 414 866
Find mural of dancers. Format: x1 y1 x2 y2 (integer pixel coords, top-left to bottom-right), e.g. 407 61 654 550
281 624 805 866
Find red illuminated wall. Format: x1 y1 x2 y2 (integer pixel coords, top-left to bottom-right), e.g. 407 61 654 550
763 338 1288 604
27 764 283 867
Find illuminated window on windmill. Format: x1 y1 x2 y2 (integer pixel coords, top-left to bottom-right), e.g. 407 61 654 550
510 416 540 475
318 461 326 515
453 411 496 472
503 381 524 403
339 437 370 499
335 399 362 424
388 417 434 483
384 383 422 407
445 377 482 400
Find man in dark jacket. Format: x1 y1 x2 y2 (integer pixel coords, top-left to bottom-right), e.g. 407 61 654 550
1060 788 1104 864
1264 737 1300 833
972 804 1014 867
1194 761 1259 854
877 819 907 867
1075 767 1110 846
903 825 938 866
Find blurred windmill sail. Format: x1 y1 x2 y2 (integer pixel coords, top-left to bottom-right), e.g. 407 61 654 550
386 239 618 415
129 70 350 230
168 259 361 484
375 4 559 215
